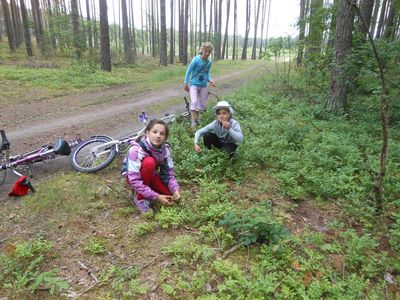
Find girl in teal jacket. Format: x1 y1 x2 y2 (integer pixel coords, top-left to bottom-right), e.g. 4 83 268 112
184 42 216 128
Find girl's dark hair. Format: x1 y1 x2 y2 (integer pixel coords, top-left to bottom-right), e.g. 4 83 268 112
145 119 169 139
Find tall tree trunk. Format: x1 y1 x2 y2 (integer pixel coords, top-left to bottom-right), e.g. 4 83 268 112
178 0 183 61
359 0 375 38
141 0 144 55
297 0 306 65
202 0 206 42
129 0 137 57
251 0 261 59
258 0 267 58
71 0 81 60
375 0 387 38
305 0 324 60
221 0 230 59
214 0 222 60
100 0 111 71
160 0 167 65
370 0 380 38
232 0 237 60
198 0 202 47
31 0 45 54
1 0 16 52
264 0 271 51
183 0 189 65
9 0 22 46
326 0 356 113
121 0 133 63
92 0 99 50
151 0 156 57
20 0 32 56
47 0 57 50
327 0 338 48
383 0 396 39
86 0 93 50
170 0 174 63
208 0 213 41
241 0 251 60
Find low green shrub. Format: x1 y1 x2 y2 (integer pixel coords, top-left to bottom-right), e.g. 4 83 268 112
0 236 68 296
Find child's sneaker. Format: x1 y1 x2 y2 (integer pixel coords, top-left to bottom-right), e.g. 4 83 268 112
132 196 152 213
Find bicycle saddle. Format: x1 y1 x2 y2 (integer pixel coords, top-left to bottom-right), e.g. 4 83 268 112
53 138 71 156
0 130 10 151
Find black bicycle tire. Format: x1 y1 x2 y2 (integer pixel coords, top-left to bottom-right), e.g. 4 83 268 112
70 136 117 173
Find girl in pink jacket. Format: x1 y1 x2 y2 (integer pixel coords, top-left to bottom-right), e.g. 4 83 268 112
126 120 180 212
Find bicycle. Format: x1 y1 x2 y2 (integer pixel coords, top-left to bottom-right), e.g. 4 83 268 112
0 130 82 193
70 97 191 173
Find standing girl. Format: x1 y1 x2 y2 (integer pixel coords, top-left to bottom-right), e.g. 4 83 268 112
126 119 181 213
184 42 216 128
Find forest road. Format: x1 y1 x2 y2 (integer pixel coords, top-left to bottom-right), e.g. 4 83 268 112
0 62 271 198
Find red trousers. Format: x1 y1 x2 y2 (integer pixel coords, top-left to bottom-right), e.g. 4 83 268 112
136 157 172 200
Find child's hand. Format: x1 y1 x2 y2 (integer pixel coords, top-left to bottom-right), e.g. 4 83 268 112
184 84 189 92
194 144 202 153
157 195 174 206
221 120 231 129
209 80 216 87
173 191 181 202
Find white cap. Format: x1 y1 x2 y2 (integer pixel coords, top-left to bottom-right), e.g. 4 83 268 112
212 101 234 114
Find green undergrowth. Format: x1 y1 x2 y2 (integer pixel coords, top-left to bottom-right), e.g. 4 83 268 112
1 66 399 298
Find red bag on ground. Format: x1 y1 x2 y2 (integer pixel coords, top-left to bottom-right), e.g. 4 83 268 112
9 176 30 197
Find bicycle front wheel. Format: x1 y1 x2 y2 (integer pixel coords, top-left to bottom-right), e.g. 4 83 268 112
70 136 117 173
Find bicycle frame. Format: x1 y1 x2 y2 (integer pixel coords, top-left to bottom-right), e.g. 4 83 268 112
1 129 81 192
70 97 190 173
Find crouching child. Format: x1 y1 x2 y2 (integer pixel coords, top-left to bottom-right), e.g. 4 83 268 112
125 119 181 213
194 101 243 159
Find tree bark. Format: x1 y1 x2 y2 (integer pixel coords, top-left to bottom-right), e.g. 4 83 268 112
99 0 111 71
264 0 271 50
19 0 32 56
258 0 267 58
9 0 23 46
383 0 396 40
92 0 99 50
221 0 230 59
121 0 133 63
241 0 251 60
183 0 189 65
251 0 261 59
297 0 306 65
370 0 380 38
31 0 45 54
1 0 16 52
160 0 167 65
375 0 387 38
71 0 82 60
85 0 93 50
47 0 57 50
170 0 174 64
326 0 356 113
305 0 324 60
358 0 375 37
232 0 237 59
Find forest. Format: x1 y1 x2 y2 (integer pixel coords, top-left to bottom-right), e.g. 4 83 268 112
0 0 400 299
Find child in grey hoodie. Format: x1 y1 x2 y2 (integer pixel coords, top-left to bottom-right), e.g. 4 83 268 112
194 101 243 158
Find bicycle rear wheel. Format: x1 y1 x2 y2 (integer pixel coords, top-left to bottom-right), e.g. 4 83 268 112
70 136 117 173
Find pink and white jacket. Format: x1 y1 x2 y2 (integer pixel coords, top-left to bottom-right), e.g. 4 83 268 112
126 137 179 201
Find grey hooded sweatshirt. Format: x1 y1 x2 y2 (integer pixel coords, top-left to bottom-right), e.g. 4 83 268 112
194 119 243 145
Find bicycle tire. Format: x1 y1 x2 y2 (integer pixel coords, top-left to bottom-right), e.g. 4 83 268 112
70 136 117 173
0 153 6 186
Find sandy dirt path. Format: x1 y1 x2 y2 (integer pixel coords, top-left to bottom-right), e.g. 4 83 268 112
0 62 269 198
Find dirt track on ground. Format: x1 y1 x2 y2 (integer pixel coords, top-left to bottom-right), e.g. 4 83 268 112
0 62 270 198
